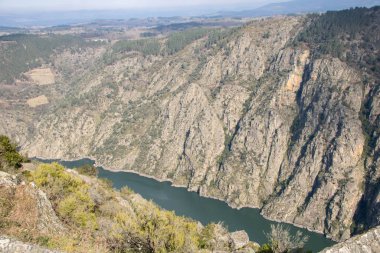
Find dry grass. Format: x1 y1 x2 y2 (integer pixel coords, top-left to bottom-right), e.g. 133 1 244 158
27 95 49 108
0 186 14 219
9 186 39 231
0 184 42 243
26 68 55 85
0 183 106 252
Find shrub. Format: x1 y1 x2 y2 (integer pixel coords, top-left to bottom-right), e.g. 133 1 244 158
75 164 98 177
26 162 239 252
199 223 216 249
31 163 83 200
258 243 274 253
99 178 113 188
35 236 51 247
0 135 28 172
31 163 98 229
58 188 97 229
120 186 134 197
266 224 309 253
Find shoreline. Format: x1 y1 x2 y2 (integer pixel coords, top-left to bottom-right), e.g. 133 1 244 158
34 155 335 242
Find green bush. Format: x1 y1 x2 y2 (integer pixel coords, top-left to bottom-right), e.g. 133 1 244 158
31 163 98 229
58 188 98 229
199 223 216 249
0 135 28 172
265 224 309 253
31 163 82 198
257 243 273 253
75 164 98 176
120 186 134 197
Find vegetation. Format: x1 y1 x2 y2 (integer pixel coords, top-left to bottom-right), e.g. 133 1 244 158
112 38 161 56
165 28 210 54
0 135 28 173
0 160 250 252
102 27 235 65
75 164 98 177
0 34 97 82
198 223 216 249
140 32 158 38
102 37 161 64
265 224 309 253
295 7 380 78
216 130 234 167
204 27 239 50
154 22 204 33
188 54 207 82
293 6 380 168
257 243 274 253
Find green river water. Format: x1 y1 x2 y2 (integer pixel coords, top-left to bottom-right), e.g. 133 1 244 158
36 158 335 252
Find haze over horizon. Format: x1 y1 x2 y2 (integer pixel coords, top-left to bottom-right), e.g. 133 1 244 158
0 0 378 27
0 0 287 13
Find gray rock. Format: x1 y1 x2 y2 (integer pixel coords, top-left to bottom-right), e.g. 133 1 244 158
319 226 380 253
0 236 60 253
230 230 250 250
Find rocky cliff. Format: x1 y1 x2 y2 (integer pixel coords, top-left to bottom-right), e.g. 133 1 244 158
0 7 379 242
320 226 380 253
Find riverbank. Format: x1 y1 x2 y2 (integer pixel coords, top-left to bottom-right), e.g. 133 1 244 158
33 155 336 247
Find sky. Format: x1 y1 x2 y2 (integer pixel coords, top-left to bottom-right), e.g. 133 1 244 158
0 0 289 12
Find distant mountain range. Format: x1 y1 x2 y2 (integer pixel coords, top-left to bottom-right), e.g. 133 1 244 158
0 0 379 27
218 0 380 17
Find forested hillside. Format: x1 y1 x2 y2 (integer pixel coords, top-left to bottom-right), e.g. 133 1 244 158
0 34 99 83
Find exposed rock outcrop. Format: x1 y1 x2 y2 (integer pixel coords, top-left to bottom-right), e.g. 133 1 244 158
320 226 380 253
230 230 250 250
0 236 60 253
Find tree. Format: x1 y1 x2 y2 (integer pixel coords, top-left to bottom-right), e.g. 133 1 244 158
75 164 98 176
266 224 309 253
0 135 28 172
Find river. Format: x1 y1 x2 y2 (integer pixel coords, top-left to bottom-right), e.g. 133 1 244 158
36 158 335 252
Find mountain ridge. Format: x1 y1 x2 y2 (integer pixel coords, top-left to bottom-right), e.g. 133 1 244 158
218 0 380 17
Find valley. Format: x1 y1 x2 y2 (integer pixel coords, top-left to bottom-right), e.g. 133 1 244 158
36 157 335 252
0 5 380 252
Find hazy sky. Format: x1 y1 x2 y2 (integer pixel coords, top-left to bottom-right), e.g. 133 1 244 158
0 0 289 12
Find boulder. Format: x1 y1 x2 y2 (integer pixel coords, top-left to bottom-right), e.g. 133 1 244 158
230 230 250 250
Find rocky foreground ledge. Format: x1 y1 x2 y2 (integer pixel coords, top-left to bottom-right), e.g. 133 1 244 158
0 164 258 253
1 227 379 253
0 236 60 253
320 226 380 253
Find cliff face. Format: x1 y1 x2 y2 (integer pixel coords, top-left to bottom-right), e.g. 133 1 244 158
0 8 379 242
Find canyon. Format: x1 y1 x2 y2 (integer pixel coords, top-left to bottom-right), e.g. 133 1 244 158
0 7 379 244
